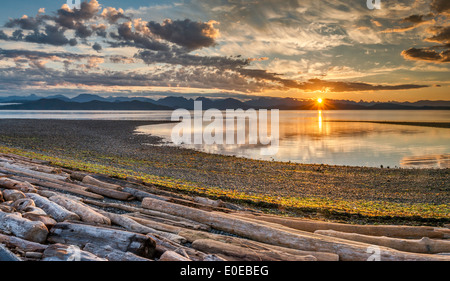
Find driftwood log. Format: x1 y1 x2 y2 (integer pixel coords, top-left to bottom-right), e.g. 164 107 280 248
315 230 450 254
0 211 48 243
192 239 317 261
83 184 134 200
26 193 80 222
142 198 450 261
14 176 104 200
178 229 339 261
48 222 156 258
49 195 110 225
239 214 446 239
159 250 191 261
0 178 37 193
0 233 48 252
97 210 186 243
42 243 106 261
0 244 22 261
2 189 26 202
83 243 153 261
82 176 122 191
82 198 211 231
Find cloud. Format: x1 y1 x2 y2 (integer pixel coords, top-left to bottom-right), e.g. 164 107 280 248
109 21 170 51
425 25 450 44
401 47 450 63
381 14 435 33
101 7 129 23
431 0 450 15
92 42 103 52
147 19 220 50
25 25 77 46
294 79 429 92
399 1 450 64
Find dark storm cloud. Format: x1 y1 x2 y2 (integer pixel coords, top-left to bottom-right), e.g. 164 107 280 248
109 22 170 51
431 0 450 15
136 49 250 69
401 47 450 63
92 42 103 52
4 15 51 31
147 19 219 50
24 25 77 46
426 26 450 44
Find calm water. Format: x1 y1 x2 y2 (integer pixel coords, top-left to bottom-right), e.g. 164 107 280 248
1 110 449 168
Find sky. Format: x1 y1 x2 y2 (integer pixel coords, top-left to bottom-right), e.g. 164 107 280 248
0 0 449 102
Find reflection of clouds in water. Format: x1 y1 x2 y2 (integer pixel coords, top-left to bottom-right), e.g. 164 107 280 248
400 154 450 169
136 111 450 168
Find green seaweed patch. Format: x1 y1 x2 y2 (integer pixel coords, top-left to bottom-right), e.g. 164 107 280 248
1 145 449 220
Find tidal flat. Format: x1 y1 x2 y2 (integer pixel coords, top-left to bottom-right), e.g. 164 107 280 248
0 119 448 225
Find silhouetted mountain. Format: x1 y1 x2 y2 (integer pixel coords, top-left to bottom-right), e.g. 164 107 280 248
0 94 449 110
0 99 173 110
154 96 194 109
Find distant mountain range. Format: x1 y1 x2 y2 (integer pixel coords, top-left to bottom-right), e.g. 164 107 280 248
0 94 449 110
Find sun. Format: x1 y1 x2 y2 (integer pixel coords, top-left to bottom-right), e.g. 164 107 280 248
317 98 323 104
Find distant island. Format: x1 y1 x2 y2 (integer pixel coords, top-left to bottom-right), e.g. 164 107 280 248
1 94 449 110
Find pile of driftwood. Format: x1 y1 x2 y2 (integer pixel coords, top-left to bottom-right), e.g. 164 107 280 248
0 152 449 261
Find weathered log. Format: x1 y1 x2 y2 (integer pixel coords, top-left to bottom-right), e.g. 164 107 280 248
239 213 445 239
0 211 48 243
141 198 450 261
23 213 57 229
2 189 26 202
129 212 211 231
0 178 37 193
82 198 211 231
125 214 184 234
97 210 186 243
0 203 14 213
11 160 63 175
192 239 317 261
48 222 156 258
84 184 134 201
49 195 110 225
83 243 153 261
25 252 43 259
0 162 67 181
122 186 168 201
166 196 234 213
159 250 191 261
26 193 80 222
192 196 223 207
14 176 104 200
0 244 22 261
22 206 47 215
178 229 339 261
82 175 122 191
42 243 106 261
70 172 88 181
315 230 450 254
0 153 49 165
0 233 48 252
12 198 35 211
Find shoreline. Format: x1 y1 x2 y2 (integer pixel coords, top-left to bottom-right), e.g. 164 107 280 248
0 119 448 224
325 120 450 129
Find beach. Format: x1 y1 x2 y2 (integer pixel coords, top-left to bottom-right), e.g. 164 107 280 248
0 119 448 224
